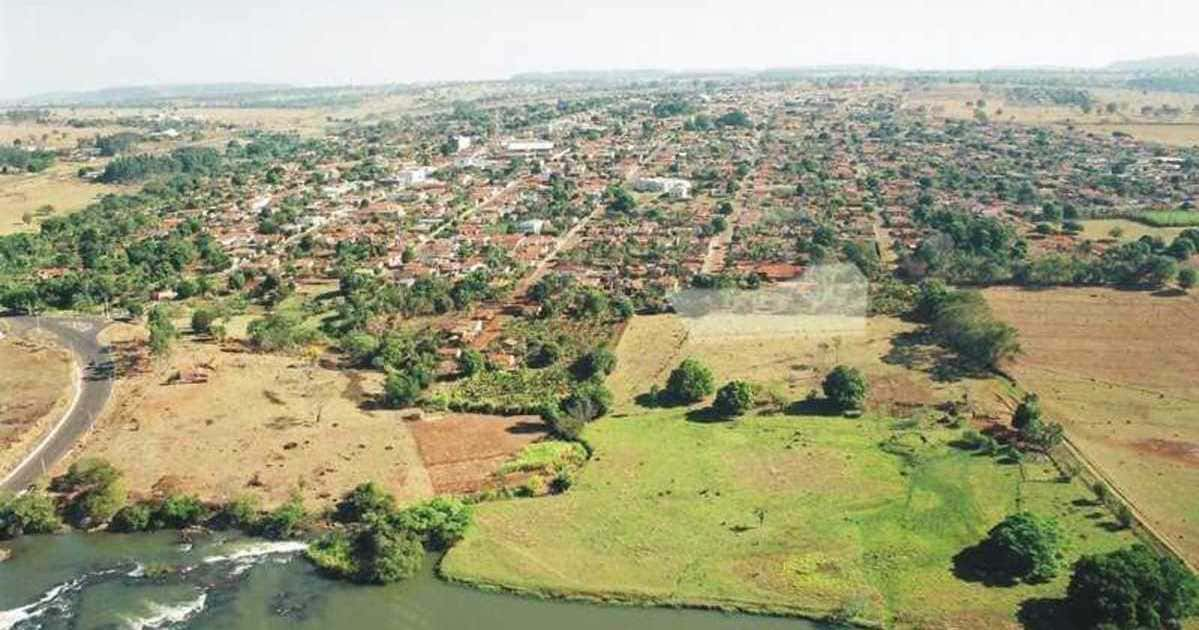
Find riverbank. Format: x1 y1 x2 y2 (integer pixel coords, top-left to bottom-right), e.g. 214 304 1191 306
0 532 819 629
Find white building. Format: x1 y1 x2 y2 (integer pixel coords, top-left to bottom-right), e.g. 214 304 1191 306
505 140 555 155
633 177 692 199
517 219 550 235
397 167 432 186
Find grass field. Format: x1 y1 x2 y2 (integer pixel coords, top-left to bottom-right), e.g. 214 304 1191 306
0 164 127 235
985 287 1199 566
1079 218 1189 242
442 314 1136 627
1128 210 1199 228
0 330 74 475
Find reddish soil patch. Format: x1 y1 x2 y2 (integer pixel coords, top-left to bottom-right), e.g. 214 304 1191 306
409 413 549 493
1132 438 1199 468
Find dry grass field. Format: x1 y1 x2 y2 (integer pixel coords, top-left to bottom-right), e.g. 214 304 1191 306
0 330 74 475
67 323 540 508
905 84 1199 146
985 287 1199 564
69 327 433 507
0 164 127 235
607 314 1010 420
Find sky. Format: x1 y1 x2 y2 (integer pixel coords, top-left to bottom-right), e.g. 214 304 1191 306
1 0 1195 99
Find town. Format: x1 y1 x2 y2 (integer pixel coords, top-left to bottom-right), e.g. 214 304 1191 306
2 62 1199 629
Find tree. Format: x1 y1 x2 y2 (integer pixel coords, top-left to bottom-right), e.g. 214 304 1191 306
1067 544 1198 629
662 358 715 405
822 365 868 411
457 349 485 377
980 512 1063 583
334 482 396 524
1012 393 1042 430
0 491 61 539
383 370 422 408
561 381 613 422
1179 267 1197 291
713 381 754 418
191 307 217 335
572 347 617 381
605 185 636 213
147 306 177 358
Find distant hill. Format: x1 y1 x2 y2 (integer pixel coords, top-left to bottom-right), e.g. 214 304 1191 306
7 83 293 107
1105 54 1199 72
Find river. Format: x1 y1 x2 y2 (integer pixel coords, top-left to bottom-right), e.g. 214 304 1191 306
0 532 821 629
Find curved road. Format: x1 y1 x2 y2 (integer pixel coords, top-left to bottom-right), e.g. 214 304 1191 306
1 316 113 493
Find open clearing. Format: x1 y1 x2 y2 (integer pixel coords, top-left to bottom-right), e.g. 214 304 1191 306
1079 218 1189 242
69 326 433 507
0 330 73 475
442 314 1133 627
986 287 1199 565
0 164 127 235
67 324 539 508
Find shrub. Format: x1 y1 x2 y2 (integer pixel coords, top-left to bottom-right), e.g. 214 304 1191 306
152 494 208 529
191 308 217 335
109 502 154 533
212 495 260 531
382 370 422 408
662 358 714 405
561 381 613 422
1012 393 1042 430
354 525 425 584
527 341 562 368
713 380 754 417
306 530 357 579
390 497 473 550
822 365 869 411
56 458 126 528
1067 544 1198 629
256 493 307 540
981 512 1063 583
334 482 396 524
1180 267 1197 290
457 349 486 377
571 347 617 381
0 491 61 539
1114 503 1135 529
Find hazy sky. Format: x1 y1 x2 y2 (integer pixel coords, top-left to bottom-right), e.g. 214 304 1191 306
1 0 1195 99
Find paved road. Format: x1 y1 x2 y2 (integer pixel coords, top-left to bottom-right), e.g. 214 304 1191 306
1 316 113 493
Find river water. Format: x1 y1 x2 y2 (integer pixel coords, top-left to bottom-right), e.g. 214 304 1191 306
0 533 820 629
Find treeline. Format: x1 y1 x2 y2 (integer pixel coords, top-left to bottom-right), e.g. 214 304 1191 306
915 280 1020 369
0 145 55 173
906 206 1199 290
99 146 222 183
94 131 141 156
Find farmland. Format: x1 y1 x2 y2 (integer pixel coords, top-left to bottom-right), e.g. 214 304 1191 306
986 287 1199 565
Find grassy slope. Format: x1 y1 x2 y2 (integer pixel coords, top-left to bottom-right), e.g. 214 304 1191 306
442 409 1134 627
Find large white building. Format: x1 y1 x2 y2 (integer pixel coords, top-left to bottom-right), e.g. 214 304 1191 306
633 177 692 199
505 140 555 155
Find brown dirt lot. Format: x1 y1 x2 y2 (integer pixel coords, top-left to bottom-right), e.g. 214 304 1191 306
985 286 1199 564
68 333 434 508
0 330 74 475
408 413 548 494
70 324 540 508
